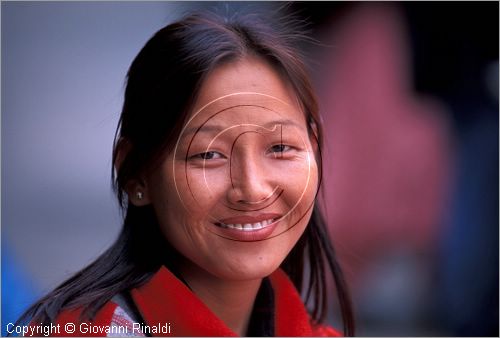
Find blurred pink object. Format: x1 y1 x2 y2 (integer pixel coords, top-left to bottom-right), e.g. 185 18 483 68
317 3 453 286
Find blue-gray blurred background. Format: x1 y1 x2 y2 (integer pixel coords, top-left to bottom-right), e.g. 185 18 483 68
2 2 498 336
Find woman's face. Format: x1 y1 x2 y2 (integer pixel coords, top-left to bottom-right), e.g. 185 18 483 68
145 57 319 281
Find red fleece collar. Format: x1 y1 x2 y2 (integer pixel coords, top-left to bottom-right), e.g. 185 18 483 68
48 267 340 337
130 267 314 336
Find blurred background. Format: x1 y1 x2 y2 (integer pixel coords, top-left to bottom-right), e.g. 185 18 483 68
2 2 498 336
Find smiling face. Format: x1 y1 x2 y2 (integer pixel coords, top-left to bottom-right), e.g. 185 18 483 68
144 56 319 281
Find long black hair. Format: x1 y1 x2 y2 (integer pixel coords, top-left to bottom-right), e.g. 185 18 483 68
16 8 355 336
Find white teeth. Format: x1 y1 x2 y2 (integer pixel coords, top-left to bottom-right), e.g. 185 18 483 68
221 219 275 231
253 222 263 229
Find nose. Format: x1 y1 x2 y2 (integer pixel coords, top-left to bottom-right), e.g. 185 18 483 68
227 143 276 206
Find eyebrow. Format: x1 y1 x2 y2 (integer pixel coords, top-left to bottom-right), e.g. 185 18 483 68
182 119 305 138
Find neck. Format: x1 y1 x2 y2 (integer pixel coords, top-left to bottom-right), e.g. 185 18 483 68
179 265 262 336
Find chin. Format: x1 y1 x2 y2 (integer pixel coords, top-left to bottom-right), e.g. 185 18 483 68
212 256 285 281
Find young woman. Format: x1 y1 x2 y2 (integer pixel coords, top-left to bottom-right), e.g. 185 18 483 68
18 9 354 337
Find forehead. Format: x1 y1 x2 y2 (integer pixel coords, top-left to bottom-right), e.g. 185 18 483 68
182 95 306 140
185 57 307 131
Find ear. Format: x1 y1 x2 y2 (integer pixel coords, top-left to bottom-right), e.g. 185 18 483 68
114 137 152 207
125 178 152 207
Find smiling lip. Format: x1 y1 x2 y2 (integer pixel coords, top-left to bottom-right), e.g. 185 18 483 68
213 213 282 241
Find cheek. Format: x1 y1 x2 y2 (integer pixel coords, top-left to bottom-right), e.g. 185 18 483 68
148 168 211 259
279 157 319 209
280 162 318 241
147 164 199 234
151 164 229 249
185 168 229 208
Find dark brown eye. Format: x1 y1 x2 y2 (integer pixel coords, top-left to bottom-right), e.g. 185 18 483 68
195 151 223 160
269 144 290 153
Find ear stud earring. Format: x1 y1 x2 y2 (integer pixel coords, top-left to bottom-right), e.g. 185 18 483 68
136 191 144 200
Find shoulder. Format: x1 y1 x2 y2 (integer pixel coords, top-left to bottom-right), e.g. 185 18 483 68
43 301 145 337
47 302 117 336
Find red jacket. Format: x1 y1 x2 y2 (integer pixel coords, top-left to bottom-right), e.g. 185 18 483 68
43 267 340 336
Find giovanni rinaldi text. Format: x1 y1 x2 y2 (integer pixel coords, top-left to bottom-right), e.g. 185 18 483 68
6 322 172 336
